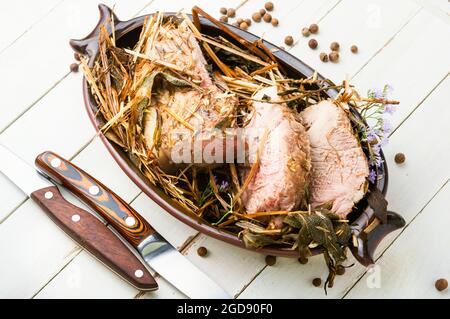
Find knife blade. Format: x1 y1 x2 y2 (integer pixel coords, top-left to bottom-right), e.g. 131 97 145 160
0 144 157 291
35 151 231 299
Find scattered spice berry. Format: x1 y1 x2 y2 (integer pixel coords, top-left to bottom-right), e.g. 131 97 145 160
263 13 272 23
351 44 358 53
330 41 340 51
70 63 79 72
308 38 318 49
309 23 319 34
336 265 346 275
259 8 266 15
252 12 262 22
74 52 81 61
394 153 405 164
265 2 274 11
265 255 276 266
329 51 339 62
245 18 252 26
236 18 244 25
284 35 294 46
227 8 236 18
301 27 310 37
220 16 228 23
197 246 208 257
271 18 279 27
298 256 308 264
320 52 329 62
312 278 322 287
220 7 228 15
435 278 448 291
240 21 249 30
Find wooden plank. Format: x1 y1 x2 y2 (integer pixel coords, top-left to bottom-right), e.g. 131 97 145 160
0 0 62 53
345 180 450 298
0 0 151 132
239 75 450 298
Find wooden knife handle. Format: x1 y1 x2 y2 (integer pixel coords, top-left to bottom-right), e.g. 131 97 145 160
31 186 157 291
35 151 155 249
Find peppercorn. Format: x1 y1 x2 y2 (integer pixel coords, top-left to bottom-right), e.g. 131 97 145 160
259 8 266 15
265 255 276 266
265 2 274 11
312 278 322 287
394 153 405 164
284 35 294 46
309 23 319 34
308 39 318 49
263 13 272 23
336 265 346 275
252 12 262 22
351 44 358 53
245 18 252 26
329 51 339 62
74 52 81 61
220 7 228 15
197 246 208 257
271 18 279 26
240 22 249 30
301 27 310 37
220 16 228 23
320 52 329 62
330 41 340 51
70 63 79 72
236 18 244 25
435 278 448 291
298 256 308 264
227 8 236 18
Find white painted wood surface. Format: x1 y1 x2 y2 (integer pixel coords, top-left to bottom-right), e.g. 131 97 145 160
0 0 449 299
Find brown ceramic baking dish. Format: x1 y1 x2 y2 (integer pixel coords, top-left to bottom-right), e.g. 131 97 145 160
70 4 405 266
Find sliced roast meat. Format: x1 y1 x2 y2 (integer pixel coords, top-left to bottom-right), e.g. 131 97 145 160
239 86 311 214
300 100 369 217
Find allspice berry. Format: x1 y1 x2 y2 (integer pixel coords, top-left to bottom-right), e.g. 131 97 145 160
265 2 274 11
74 52 81 61
329 51 339 62
197 246 208 257
330 41 340 51
298 256 308 264
227 8 236 18
394 153 406 164
259 8 266 15
308 38 318 49
309 23 319 34
320 52 329 62
70 63 79 72
263 13 272 23
265 255 276 266
240 21 249 30
220 16 228 23
271 18 279 27
301 27 310 37
351 44 358 53
252 12 262 22
435 278 448 291
336 265 346 275
220 7 228 15
284 35 294 46
312 278 322 287
245 18 252 26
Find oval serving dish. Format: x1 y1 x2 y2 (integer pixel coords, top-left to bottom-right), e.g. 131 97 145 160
71 4 405 266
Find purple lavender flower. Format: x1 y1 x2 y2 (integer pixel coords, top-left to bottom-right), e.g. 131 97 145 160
366 127 378 143
368 169 377 183
379 136 389 147
383 104 396 115
219 180 229 192
374 87 383 99
381 119 393 135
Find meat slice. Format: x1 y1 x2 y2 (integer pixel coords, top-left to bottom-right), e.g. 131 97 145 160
240 86 311 214
300 100 369 217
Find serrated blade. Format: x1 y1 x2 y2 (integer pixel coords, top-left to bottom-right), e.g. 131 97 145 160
0 144 52 195
138 234 230 299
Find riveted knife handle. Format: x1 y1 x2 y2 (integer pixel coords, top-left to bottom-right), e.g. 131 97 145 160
31 186 157 291
35 151 155 249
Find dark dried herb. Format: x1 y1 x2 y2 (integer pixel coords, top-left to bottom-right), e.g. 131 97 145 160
367 183 388 224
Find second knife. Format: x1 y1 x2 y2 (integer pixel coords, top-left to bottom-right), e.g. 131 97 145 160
36 151 230 299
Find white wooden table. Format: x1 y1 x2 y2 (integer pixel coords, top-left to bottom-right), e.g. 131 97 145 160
0 0 449 299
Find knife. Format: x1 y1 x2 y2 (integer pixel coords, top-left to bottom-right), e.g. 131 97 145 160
35 151 231 299
0 144 157 291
